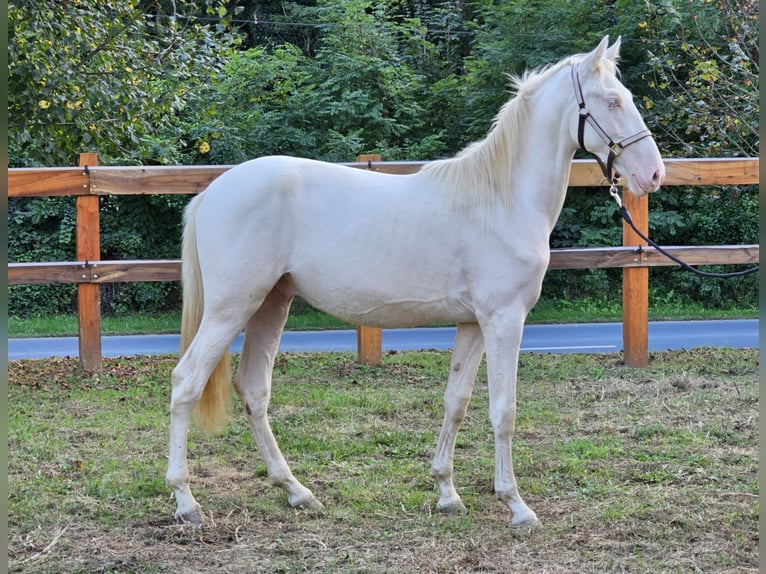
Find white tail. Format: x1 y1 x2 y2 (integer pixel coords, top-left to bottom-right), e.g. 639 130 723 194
180 196 232 434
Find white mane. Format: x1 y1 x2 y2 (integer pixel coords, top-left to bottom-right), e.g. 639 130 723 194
419 53 616 212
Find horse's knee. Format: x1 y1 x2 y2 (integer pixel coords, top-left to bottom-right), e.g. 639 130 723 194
489 402 517 435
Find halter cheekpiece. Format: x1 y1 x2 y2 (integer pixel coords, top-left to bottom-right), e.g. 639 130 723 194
571 62 652 193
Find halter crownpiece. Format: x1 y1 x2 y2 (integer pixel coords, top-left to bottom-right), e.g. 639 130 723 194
571 63 652 188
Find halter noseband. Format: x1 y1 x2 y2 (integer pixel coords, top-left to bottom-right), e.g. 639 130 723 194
571 63 652 188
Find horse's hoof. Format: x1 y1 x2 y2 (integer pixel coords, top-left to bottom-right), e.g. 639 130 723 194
174 507 204 526
290 493 324 511
511 512 541 529
435 499 468 514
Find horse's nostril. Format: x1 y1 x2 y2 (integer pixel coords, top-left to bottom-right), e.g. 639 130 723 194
652 169 663 185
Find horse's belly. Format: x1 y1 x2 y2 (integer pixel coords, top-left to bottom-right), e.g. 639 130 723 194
302 296 476 329
285 271 475 328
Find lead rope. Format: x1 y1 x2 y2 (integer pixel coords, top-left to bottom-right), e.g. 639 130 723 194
610 186 759 278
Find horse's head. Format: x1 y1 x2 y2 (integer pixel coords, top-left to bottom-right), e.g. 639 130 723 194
572 36 665 195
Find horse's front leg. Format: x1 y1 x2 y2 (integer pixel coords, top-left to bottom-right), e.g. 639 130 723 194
482 313 541 528
431 322 484 513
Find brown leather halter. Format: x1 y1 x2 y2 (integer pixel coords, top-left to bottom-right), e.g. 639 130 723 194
571 62 653 187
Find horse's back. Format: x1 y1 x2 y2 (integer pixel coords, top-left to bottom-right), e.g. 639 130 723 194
196 155 419 220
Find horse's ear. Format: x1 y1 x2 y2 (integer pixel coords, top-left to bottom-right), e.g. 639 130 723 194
581 35 610 72
605 36 622 62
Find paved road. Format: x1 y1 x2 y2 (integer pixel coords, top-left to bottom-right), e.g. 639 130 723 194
7 320 758 360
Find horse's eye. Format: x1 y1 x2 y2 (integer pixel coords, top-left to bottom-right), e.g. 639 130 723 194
608 98 621 110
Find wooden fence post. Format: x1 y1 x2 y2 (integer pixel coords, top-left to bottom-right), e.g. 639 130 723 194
355 154 383 366
622 187 649 368
75 152 102 372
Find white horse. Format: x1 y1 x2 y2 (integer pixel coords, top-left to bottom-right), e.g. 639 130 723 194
166 36 664 528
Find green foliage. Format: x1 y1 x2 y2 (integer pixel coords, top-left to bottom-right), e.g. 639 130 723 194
543 0 759 306
640 0 759 157
454 0 651 146
546 184 758 306
186 0 450 164
8 0 235 315
8 197 78 316
98 194 191 314
8 0 239 167
8 192 191 317
648 185 759 307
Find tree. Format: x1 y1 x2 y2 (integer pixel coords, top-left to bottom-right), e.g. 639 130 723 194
186 0 448 164
633 0 759 306
639 0 758 157
8 0 239 167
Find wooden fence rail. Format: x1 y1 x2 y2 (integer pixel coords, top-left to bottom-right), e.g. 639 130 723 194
8 155 759 371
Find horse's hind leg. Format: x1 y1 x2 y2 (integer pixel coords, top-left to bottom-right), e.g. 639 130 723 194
234 285 323 510
167 313 247 524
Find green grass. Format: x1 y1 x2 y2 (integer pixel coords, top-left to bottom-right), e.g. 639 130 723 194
8 297 757 337
8 348 759 573
8 313 182 338
528 296 758 323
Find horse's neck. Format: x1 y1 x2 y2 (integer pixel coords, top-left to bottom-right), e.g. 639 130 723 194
420 64 578 236
509 68 578 235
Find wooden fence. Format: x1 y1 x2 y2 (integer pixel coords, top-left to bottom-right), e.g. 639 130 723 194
8 153 759 371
